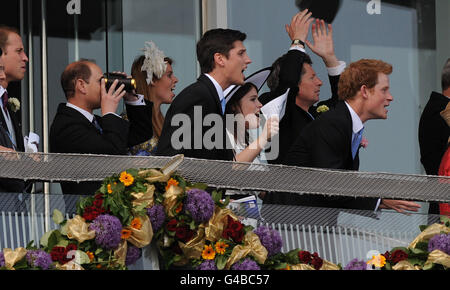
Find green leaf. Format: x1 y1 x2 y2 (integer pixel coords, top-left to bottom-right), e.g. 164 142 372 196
40 230 57 248
126 168 139 176
47 231 61 250
52 209 65 225
56 239 70 247
216 255 227 270
419 224 428 232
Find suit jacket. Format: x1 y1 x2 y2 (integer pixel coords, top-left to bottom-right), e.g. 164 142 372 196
50 102 153 195
259 49 340 165
418 91 450 175
272 101 378 210
156 74 233 161
0 95 26 193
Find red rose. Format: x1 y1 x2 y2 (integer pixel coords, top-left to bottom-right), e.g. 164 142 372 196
94 193 103 200
390 249 408 264
50 246 66 262
222 228 233 240
227 216 243 232
311 256 323 270
176 225 195 243
232 229 245 243
167 219 178 231
298 251 312 264
93 198 103 208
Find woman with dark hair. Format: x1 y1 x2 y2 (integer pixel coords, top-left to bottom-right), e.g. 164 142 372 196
125 41 178 156
224 69 279 164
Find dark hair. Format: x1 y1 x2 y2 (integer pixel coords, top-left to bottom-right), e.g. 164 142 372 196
196 28 246 74
60 59 93 99
442 58 450 91
225 82 258 147
225 82 257 115
0 25 20 52
0 47 2 57
131 54 173 96
267 52 312 91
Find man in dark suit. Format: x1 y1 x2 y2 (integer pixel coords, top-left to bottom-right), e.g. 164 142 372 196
419 59 450 176
156 28 252 161
260 15 345 165
418 59 450 214
0 26 29 193
285 59 421 213
50 60 153 195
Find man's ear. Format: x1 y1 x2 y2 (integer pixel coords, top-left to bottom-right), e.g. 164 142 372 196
75 78 87 95
360 85 370 99
213 52 226 68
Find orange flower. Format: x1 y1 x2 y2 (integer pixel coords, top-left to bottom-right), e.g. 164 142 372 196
201 245 215 260
367 254 386 268
86 251 94 261
121 229 132 239
214 241 229 255
131 217 142 230
107 184 113 194
165 178 179 191
119 171 134 187
175 203 183 214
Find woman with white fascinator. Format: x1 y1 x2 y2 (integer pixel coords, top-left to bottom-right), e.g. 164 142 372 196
125 41 179 156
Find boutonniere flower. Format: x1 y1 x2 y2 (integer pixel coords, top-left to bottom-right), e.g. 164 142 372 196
360 137 369 149
7 97 20 112
316 105 329 114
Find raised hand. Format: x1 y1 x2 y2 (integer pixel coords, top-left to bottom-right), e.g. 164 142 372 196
285 10 314 45
305 19 339 67
101 78 126 116
262 116 280 142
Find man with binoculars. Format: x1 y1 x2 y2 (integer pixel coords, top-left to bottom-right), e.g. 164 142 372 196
50 59 153 195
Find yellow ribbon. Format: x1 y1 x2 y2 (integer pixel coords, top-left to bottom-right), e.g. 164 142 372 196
205 207 238 243
424 250 450 268
408 223 450 249
319 260 340 270
290 263 315 270
66 215 96 243
225 232 268 269
131 183 155 208
163 185 184 218
392 260 420 270
179 225 206 260
113 240 128 267
3 248 27 270
126 215 153 248
55 261 85 270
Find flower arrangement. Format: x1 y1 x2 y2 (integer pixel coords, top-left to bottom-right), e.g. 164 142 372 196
7 97 20 112
316 104 329 114
0 156 449 271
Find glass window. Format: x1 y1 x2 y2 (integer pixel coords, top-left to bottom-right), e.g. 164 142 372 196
228 0 445 175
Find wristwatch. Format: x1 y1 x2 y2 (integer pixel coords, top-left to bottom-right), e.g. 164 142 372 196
291 39 305 47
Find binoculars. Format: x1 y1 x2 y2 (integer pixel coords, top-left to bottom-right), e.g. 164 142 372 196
103 73 136 93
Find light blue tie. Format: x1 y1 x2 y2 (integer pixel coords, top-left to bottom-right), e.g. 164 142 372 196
351 128 364 159
221 97 226 115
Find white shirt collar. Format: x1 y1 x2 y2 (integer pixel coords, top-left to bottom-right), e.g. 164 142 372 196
344 101 364 134
204 73 224 102
66 102 95 123
0 85 5 98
